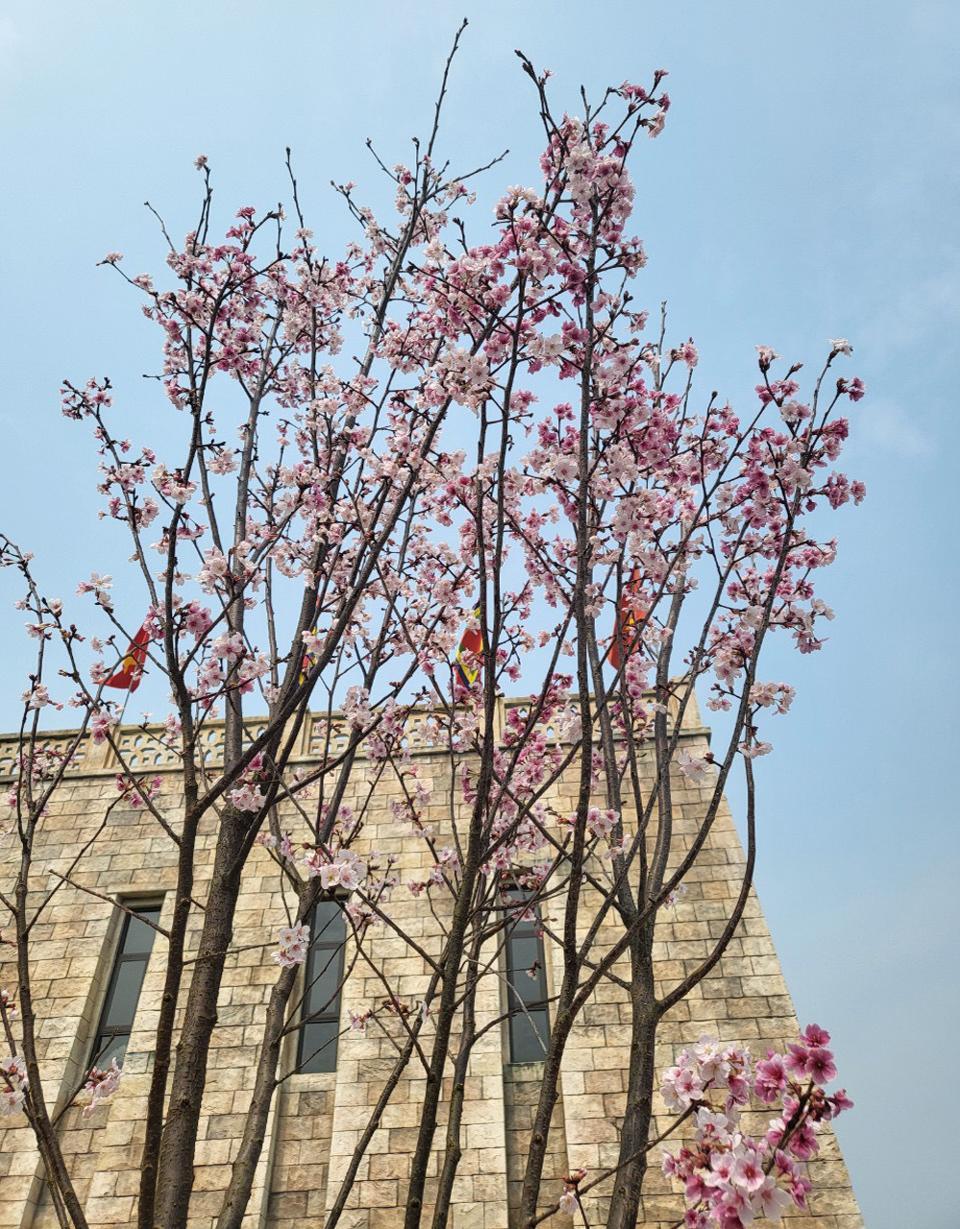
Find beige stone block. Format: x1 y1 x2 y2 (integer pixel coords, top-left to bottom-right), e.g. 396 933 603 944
82 1197 134 1224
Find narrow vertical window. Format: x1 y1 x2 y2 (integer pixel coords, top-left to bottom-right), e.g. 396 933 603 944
504 890 550 1063
91 902 162 1067
297 898 347 1073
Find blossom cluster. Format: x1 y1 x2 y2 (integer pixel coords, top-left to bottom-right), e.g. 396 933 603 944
82 1058 123 1116
302 847 366 892
228 754 271 814
115 773 163 809
254 829 295 861
0 1054 27 1116
660 1026 852 1227
273 923 310 968
557 1167 587 1216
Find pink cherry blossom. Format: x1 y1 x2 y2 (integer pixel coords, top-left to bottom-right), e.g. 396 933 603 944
676 749 712 784
229 782 267 813
151 463 196 504
198 549 229 592
82 1059 122 1115
755 1179 792 1220
90 711 117 745
558 1190 578 1215
739 739 772 759
310 845 366 894
76 572 113 603
0 1055 27 1116
274 923 310 968
674 339 699 369
755 1052 787 1103
661 1026 850 1226
731 1148 765 1193
585 805 619 839
21 684 60 711
301 628 324 655
661 1056 704 1112
207 448 237 475
830 1088 854 1116
805 1047 838 1086
181 602 213 640
342 686 373 732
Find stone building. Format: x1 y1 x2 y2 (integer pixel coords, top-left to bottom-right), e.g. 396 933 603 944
0 697 863 1229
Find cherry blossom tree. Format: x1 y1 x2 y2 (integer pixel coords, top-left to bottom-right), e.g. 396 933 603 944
0 26 863 1229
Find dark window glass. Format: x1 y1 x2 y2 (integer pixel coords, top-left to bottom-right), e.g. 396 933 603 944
92 1032 129 1070
297 899 346 1073
91 903 162 1068
100 960 150 1028
122 914 160 955
504 890 550 1063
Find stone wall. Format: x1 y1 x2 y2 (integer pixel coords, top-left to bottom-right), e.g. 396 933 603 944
0 700 863 1228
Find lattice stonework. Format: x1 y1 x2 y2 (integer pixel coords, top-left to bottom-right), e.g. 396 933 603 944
0 734 88 780
109 722 270 773
0 698 863 1229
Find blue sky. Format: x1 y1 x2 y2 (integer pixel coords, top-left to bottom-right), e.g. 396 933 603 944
1 3 957 1225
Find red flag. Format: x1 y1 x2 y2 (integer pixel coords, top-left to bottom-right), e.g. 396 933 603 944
299 627 318 685
299 597 323 685
609 572 646 671
104 621 151 693
454 609 484 691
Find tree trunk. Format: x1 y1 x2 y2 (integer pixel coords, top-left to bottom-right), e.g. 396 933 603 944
153 816 246 1228
213 960 299 1229
516 1006 574 1228
605 925 658 1229
430 930 481 1229
402 760 493 1229
137 818 197 1229
15 872 90 1229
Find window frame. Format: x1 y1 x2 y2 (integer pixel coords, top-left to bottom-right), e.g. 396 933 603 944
89 899 163 1070
502 887 551 1064
295 896 348 1075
